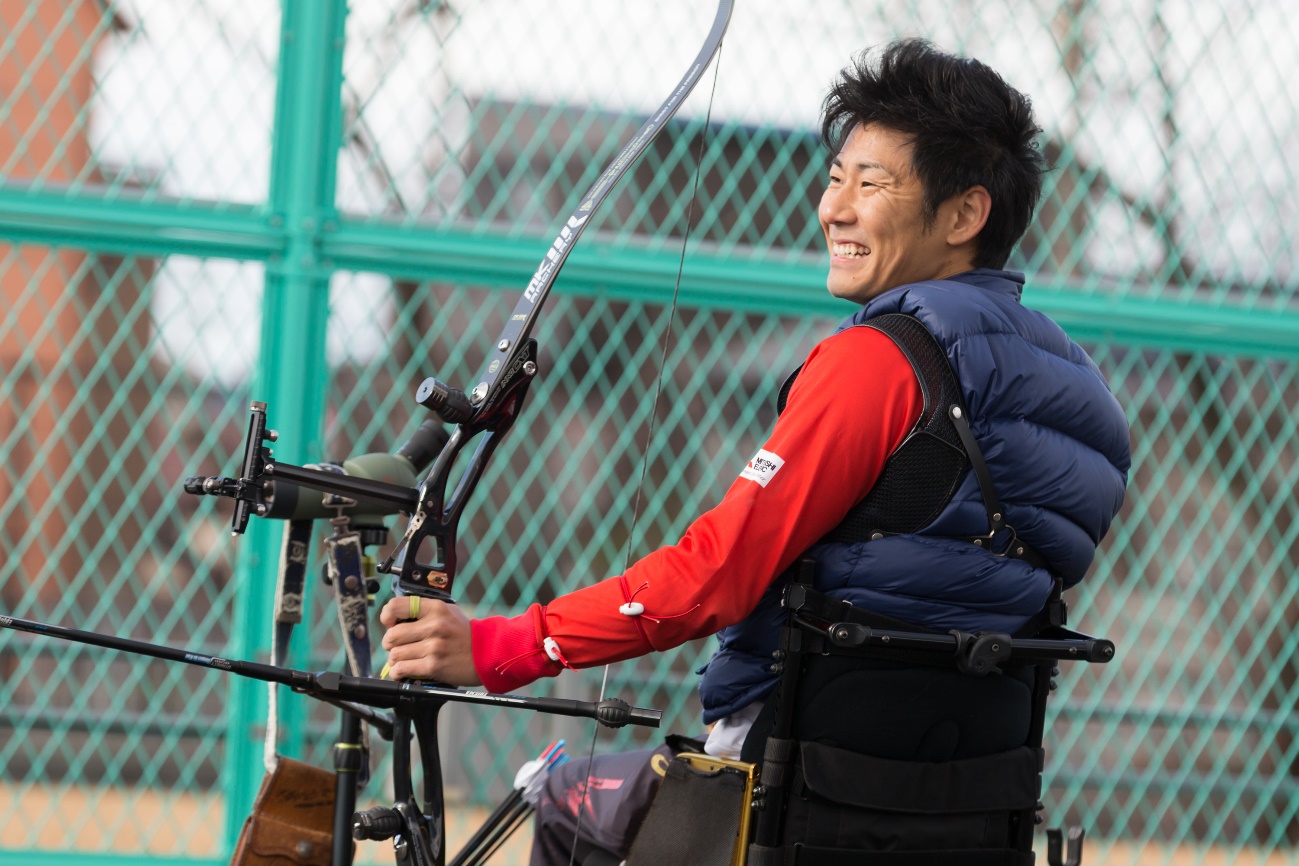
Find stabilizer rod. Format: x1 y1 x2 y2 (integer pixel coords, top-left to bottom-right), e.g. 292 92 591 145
0 614 661 729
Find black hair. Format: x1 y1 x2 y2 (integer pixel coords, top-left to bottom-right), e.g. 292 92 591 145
820 39 1049 269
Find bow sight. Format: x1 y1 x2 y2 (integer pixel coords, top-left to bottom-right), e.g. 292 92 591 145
185 405 426 525
184 340 539 604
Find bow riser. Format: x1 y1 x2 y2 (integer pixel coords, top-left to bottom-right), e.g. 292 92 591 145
388 339 540 599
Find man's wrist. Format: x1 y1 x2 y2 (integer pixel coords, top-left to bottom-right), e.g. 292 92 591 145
470 607 562 693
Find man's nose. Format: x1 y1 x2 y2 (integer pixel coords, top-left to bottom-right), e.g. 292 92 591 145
819 185 854 225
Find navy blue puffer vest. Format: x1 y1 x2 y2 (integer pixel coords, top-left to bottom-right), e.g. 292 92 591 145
697 269 1131 723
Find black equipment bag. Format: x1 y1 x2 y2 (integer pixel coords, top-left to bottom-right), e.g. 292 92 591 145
624 752 757 866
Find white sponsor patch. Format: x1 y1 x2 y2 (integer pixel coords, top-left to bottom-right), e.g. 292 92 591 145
740 449 785 487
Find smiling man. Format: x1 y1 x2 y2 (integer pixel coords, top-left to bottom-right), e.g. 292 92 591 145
380 39 1130 865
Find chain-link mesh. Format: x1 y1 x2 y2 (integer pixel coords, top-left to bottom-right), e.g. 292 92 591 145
0 244 261 857
3 0 1299 864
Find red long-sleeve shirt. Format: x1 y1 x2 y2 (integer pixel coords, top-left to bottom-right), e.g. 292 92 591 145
470 325 923 693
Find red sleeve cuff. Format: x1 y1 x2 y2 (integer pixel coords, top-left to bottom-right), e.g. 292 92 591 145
471 605 562 694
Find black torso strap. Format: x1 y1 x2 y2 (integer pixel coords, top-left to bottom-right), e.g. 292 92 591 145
779 314 1047 570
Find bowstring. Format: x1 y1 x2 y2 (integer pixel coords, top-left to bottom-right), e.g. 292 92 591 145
565 35 728 866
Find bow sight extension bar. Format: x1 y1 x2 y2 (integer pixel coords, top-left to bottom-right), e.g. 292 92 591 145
184 401 430 535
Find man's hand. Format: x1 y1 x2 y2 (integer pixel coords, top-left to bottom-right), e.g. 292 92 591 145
378 596 482 686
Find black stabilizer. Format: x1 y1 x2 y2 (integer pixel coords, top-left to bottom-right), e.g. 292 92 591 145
594 698 633 728
396 418 452 470
416 378 474 424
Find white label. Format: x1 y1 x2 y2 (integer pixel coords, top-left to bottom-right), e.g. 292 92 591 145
740 449 785 487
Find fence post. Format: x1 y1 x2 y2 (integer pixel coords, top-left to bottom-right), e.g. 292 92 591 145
222 0 348 851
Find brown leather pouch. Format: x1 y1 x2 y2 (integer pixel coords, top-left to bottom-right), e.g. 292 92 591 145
229 757 336 866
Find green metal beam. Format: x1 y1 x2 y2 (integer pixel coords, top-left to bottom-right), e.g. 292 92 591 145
0 187 279 260
325 219 1299 358
0 855 220 866
322 219 845 312
1026 289 1299 358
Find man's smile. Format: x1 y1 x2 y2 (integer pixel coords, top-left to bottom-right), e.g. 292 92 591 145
831 242 870 259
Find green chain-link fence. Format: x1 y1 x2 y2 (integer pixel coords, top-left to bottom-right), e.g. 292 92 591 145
2 0 1297 864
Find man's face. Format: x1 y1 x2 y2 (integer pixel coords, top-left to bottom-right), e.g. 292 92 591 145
818 124 965 304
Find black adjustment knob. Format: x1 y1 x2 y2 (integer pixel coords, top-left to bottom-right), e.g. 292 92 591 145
415 377 473 424
353 806 403 841
184 475 234 497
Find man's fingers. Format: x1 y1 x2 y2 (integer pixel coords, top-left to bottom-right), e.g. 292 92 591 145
378 595 421 627
380 602 455 650
386 658 435 683
386 640 449 681
381 619 426 650
378 597 404 627
385 625 454 659
377 594 477 686
379 595 444 628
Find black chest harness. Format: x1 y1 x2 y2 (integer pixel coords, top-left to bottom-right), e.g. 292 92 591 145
778 313 1046 570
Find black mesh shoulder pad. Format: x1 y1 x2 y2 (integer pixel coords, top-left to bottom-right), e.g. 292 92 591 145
818 315 969 544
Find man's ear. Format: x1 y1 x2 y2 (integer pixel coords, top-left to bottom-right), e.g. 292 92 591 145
946 185 992 247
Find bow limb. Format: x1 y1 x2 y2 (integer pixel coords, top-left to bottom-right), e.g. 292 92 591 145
384 0 736 601
472 0 736 412
565 6 733 865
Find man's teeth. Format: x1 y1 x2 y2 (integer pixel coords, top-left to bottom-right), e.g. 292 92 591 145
833 243 868 258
